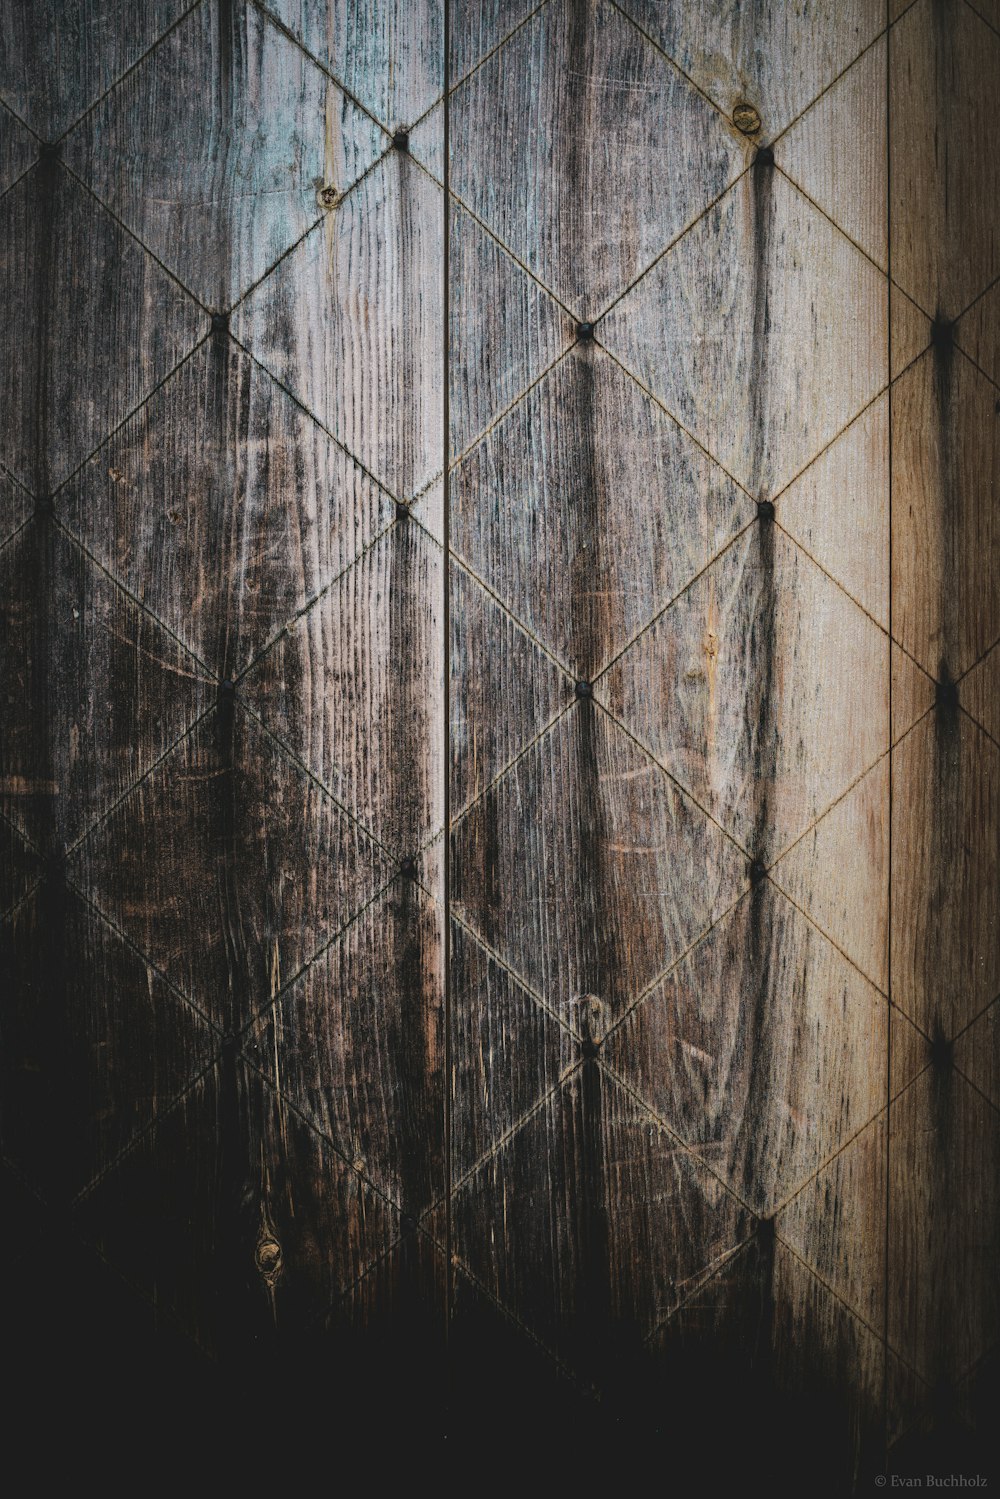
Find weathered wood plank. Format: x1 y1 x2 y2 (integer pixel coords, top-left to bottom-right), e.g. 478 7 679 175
617 0 883 143
602 524 888 862
451 340 747 682
60 332 394 679
0 156 206 495
450 1062 753 1388
601 160 887 501
63 0 386 310
265 0 444 130
246 875 445 1218
450 702 748 1030
890 0 1000 320
245 519 444 856
777 35 887 270
0 518 214 856
450 0 745 315
603 883 889 1217
234 147 443 503
0 0 188 141
887 0 1000 1463
69 704 392 1031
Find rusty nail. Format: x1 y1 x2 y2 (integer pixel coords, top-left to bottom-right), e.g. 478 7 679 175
733 102 762 136
317 184 339 210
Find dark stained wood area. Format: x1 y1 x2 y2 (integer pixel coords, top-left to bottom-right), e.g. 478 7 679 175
0 0 996 1484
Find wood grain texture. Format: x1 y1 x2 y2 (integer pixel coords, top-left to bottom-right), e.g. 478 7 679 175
451 701 748 1029
234 149 443 501
60 332 394 678
246 876 445 1217
244 519 444 856
890 0 1000 319
0 519 214 855
0 0 188 140
0 157 206 494
451 1063 753 1384
602 524 888 860
891 342 999 683
264 0 444 130
617 0 883 142
777 35 887 270
448 201 569 456
602 160 887 500
64 0 386 309
603 882 888 1217
69 704 392 1030
1 877 214 1202
0 97 36 194
3 0 996 1464
449 0 541 84
450 561 570 816
452 341 747 680
450 0 745 314
888 0 1000 1459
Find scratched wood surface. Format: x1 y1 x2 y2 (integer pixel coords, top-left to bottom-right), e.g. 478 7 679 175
1 0 997 1477
887 0 1000 1469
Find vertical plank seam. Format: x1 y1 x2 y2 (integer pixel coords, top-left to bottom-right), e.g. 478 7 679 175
885 0 894 1469
443 0 453 1382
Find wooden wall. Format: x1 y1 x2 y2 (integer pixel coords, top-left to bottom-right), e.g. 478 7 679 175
0 0 996 1483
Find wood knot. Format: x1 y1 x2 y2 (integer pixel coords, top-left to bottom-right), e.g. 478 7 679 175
255 1236 282 1283
317 184 340 210
579 994 606 1054
732 102 761 136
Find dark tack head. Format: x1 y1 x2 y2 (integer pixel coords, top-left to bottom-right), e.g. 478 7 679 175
35 494 55 519
755 145 775 168
395 500 410 523
393 130 410 152
576 321 595 342
219 678 235 697
935 675 959 710
38 140 61 163
580 1032 600 1061
757 499 775 521
575 679 593 700
399 855 418 879
931 317 954 351
733 102 762 136
749 857 768 885
211 312 229 336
